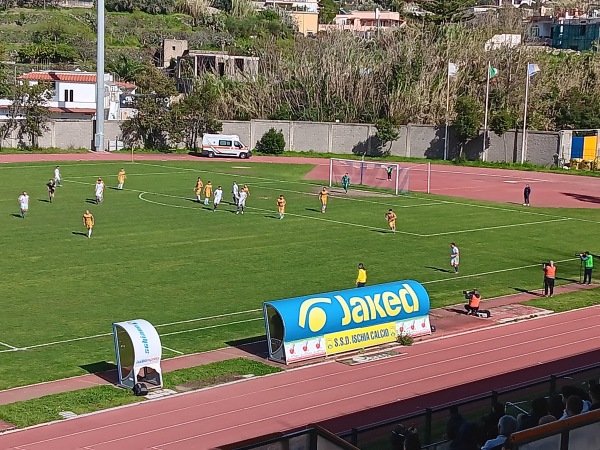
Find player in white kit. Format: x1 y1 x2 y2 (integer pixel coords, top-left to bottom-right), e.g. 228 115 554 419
237 190 247 215
213 186 223 211
18 191 29 218
54 166 62 187
95 178 105 204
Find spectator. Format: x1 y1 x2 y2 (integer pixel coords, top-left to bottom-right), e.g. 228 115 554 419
517 397 549 431
390 423 405 450
548 393 564 420
404 427 421 450
560 395 585 420
559 386 591 419
449 422 479 450
482 401 505 441
446 405 465 442
539 415 557 425
590 384 600 411
481 415 517 450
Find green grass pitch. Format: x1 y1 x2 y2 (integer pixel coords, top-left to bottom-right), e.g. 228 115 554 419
0 160 598 390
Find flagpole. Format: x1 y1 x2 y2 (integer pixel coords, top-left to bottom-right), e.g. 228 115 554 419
445 61 450 160
521 65 530 164
483 61 491 160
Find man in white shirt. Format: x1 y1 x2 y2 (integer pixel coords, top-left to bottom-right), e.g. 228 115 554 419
232 181 239 206
450 242 460 274
481 415 517 450
18 191 29 218
54 166 62 187
95 178 105 204
213 186 223 211
237 190 247 215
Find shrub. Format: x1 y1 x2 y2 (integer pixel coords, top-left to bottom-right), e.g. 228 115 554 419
397 334 414 346
256 128 285 155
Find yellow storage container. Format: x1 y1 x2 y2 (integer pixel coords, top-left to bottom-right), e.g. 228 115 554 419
583 136 597 160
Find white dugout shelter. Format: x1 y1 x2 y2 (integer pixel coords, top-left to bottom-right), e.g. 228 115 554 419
112 319 163 389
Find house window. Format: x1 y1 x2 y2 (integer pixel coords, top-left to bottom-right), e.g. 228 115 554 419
64 89 74 102
531 25 539 37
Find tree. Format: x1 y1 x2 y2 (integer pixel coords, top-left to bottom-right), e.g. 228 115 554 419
107 54 145 82
418 0 476 24
453 95 481 156
10 82 54 148
121 65 177 150
555 89 600 130
375 118 399 156
169 75 223 151
255 128 285 155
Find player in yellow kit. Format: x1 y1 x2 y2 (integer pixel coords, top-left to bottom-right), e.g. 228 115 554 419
117 168 126 190
203 181 213 206
82 210 95 239
277 195 286 220
194 177 204 203
318 187 329 213
385 208 397 233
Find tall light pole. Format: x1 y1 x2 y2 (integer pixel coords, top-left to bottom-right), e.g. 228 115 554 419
95 0 105 152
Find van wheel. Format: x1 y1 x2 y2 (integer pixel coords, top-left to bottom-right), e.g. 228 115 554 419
239 153 247 159
208 152 215 158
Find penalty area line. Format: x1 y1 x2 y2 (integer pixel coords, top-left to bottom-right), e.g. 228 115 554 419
0 341 19 350
162 346 184 355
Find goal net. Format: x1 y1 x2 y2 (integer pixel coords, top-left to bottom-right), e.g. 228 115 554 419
329 158 409 195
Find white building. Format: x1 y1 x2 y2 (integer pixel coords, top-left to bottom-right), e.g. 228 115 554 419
0 70 136 120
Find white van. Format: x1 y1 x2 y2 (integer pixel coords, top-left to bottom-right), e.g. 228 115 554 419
201 134 252 159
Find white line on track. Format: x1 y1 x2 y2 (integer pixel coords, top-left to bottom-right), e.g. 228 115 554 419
41 315 600 447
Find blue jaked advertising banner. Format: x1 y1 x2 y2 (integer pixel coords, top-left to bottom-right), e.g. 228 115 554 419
264 280 431 363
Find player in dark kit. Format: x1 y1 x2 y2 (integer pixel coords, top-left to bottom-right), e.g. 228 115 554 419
523 184 531 206
47 179 56 203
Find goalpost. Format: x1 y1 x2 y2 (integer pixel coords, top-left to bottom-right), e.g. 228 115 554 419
329 158 409 195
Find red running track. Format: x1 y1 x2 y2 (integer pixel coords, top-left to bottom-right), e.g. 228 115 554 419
1 306 599 450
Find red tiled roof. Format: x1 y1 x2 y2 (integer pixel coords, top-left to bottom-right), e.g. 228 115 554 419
18 72 97 83
0 105 96 114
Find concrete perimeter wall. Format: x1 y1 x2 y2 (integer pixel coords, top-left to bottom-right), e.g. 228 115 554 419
0 118 559 166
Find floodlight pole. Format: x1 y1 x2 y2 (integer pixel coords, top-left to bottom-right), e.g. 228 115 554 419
95 0 105 152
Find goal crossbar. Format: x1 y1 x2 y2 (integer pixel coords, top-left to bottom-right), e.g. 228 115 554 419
329 158 409 195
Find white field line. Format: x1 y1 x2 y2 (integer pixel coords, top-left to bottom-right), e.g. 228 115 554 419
137 191 422 236
0 341 18 350
421 257 579 285
422 218 572 237
160 318 263 337
66 171 192 179
138 190 572 238
137 162 600 225
0 310 263 354
0 259 580 354
161 346 184 355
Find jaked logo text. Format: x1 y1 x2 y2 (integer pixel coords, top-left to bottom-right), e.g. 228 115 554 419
298 284 420 333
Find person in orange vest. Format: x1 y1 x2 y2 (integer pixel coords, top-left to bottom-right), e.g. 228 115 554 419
543 261 556 297
464 289 481 316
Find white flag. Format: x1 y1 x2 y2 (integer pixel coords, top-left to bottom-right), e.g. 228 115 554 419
448 62 459 78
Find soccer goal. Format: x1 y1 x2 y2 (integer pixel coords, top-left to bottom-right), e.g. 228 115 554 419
329 158 409 195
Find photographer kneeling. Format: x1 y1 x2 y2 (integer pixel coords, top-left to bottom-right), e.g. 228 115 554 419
464 289 481 316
